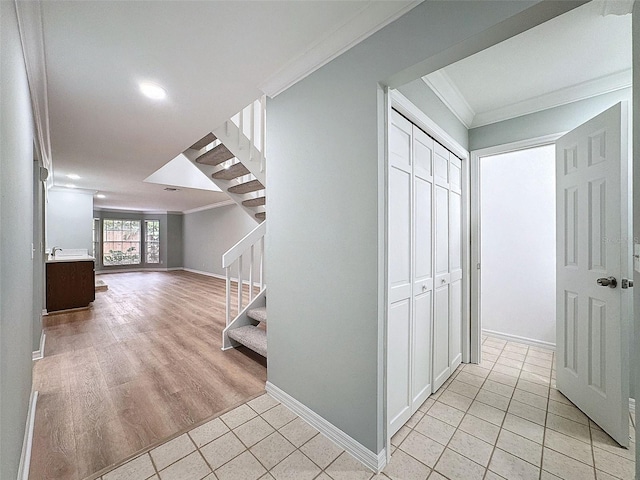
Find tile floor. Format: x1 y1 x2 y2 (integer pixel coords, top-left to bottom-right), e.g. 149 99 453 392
96 336 636 480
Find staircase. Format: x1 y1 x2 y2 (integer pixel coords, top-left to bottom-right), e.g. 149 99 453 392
185 98 268 358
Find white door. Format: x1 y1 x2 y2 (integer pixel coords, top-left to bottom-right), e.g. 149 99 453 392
556 102 630 447
412 126 434 411
433 144 463 391
388 111 414 435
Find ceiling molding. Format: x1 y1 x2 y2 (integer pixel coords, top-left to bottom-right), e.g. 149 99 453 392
15 0 53 173
471 68 632 128
182 200 236 215
259 0 422 98
422 71 475 128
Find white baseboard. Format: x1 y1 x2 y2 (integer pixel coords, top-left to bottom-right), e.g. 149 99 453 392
630 398 635 415
32 332 46 361
266 382 385 473
482 329 556 350
17 390 38 480
96 267 177 274
182 268 264 288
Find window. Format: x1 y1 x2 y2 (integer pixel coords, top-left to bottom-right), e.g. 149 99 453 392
103 219 141 266
145 220 160 264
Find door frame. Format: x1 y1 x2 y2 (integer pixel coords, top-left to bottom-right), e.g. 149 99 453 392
469 132 566 357
384 89 471 451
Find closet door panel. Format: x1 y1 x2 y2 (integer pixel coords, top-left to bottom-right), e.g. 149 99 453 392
434 186 450 279
449 278 463 369
413 291 432 407
388 299 412 434
433 284 450 390
389 167 412 303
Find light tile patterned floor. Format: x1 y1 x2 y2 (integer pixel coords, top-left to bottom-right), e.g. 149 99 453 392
97 336 636 480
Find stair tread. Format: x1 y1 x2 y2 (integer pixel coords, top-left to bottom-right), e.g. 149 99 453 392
227 325 267 357
247 307 267 323
255 212 266 221
190 133 217 151
242 196 266 207
228 179 264 194
212 163 250 181
196 144 234 166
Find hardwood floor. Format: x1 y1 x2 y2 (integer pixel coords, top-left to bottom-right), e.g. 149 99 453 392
30 271 267 480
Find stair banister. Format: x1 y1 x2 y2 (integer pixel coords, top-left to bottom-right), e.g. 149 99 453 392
222 220 266 326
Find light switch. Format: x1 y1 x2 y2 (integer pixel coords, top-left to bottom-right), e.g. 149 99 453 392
634 244 640 273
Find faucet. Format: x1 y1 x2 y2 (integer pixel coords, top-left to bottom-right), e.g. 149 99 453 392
51 246 62 257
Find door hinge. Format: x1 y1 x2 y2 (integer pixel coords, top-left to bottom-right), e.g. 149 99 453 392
477 263 481 270
622 278 634 289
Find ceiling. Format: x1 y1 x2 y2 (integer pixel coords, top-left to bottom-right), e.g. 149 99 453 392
423 1 632 129
41 1 416 212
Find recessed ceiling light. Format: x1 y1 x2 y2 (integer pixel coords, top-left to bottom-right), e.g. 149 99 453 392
96 194 106 199
65 183 76 189
164 187 179 191
139 82 167 100
66 173 80 180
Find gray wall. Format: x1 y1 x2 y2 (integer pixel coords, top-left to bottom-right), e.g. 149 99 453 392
183 205 258 277
0 1 35 477
267 0 548 454
397 79 469 151
632 3 639 476
469 88 632 151
47 189 94 252
93 209 180 271
167 213 184 269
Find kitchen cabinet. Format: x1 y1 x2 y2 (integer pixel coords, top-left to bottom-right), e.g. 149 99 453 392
46 260 95 312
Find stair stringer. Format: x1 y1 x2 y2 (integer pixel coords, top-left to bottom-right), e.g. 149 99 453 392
212 120 266 186
222 287 266 350
182 148 263 222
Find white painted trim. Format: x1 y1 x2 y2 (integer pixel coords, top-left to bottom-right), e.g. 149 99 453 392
483 329 556 350
260 1 421 97
471 69 632 128
390 91 469 161
96 267 179 274
182 268 263 288
629 398 635 415
266 382 386 473
470 133 566 364
17 390 38 480
32 332 46 361
182 200 236 215
422 71 475 128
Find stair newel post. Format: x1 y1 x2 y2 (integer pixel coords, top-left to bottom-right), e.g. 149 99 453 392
238 255 243 314
260 235 265 289
249 245 255 303
225 266 231 326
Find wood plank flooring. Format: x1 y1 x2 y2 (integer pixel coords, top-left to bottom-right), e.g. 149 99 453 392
30 271 266 480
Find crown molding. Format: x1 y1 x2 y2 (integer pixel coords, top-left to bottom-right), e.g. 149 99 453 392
15 0 53 172
422 71 475 128
471 68 632 128
182 200 236 214
259 0 422 98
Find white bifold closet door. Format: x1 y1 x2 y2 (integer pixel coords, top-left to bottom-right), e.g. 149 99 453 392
388 110 463 436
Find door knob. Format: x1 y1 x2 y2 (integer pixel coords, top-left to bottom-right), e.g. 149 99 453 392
422 284 427 291
597 277 617 288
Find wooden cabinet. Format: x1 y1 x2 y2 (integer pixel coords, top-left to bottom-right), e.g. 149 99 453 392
46 260 95 312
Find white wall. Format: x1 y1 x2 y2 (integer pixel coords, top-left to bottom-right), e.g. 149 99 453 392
480 145 556 344
0 1 36 477
632 2 639 471
47 189 93 252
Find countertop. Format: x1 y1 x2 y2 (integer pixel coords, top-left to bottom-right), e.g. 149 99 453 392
46 255 95 264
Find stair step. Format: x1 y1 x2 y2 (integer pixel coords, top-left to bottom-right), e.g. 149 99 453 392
189 133 217 151
247 307 267 323
212 163 250 181
227 325 267 357
228 179 264 195
242 196 266 207
255 212 266 221
196 144 234 166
